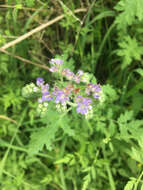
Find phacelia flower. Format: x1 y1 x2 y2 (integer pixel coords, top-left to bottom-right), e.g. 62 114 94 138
50 58 64 65
52 86 60 96
61 68 75 81
75 95 84 103
54 90 69 105
49 58 63 73
41 83 49 94
74 75 81 83
61 68 70 76
66 71 75 80
36 77 44 86
41 92 53 102
77 70 84 76
76 102 92 115
49 66 59 73
63 87 71 95
93 93 100 99
85 83 101 99
76 96 92 115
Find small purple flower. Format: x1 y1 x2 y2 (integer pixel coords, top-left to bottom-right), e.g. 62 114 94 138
41 92 53 102
49 66 58 73
52 86 60 96
41 83 49 94
62 68 70 76
66 71 75 81
76 96 92 115
55 90 69 105
85 83 101 98
83 97 92 105
95 84 101 92
77 70 84 76
36 77 44 86
93 93 100 99
75 96 84 103
61 69 75 81
74 75 80 83
76 102 89 115
50 58 64 65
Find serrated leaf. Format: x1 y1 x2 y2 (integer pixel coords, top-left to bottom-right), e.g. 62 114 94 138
60 116 75 136
118 110 133 124
115 0 143 30
28 106 61 155
28 125 59 155
117 36 143 69
102 84 118 101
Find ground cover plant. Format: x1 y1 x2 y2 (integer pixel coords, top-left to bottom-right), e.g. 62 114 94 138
0 0 143 189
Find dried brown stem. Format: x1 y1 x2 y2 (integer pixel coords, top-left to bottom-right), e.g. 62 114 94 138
0 8 87 50
0 115 18 125
0 49 50 71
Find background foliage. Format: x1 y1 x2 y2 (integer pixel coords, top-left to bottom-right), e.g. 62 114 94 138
0 0 143 189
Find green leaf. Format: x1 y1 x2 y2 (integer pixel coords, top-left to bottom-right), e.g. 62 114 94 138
28 125 59 155
28 106 61 154
135 68 143 77
102 84 118 101
60 116 75 136
117 36 143 69
25 0 35 7
118 110 133 124
115 0 143 30
124 180 135 190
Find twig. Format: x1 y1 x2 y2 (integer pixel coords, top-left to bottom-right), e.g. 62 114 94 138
0 115 18 125
1 35 19 39
0 49 50 71
0 4 45 11
0 8 87 50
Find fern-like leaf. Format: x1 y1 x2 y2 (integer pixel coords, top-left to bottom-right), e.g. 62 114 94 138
28 125 59 155
117 36 143 69
114 0 143 30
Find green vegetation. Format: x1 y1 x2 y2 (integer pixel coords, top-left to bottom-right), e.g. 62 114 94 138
0 0 143 189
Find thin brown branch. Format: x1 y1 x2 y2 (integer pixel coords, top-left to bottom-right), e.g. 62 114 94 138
0 49 50 71
1 35 19 39
0 4 44 11
0 8 87 50
0 115 18 125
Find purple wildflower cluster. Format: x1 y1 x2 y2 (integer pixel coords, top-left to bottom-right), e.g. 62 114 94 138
36 77 70 106
30 58 103 119
37 77 53 103
49 59 87 84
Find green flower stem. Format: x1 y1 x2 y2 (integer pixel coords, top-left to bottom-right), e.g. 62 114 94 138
134 170 143 190
102 146 116 190
59 136 68 190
